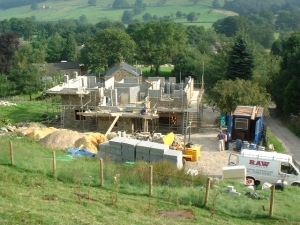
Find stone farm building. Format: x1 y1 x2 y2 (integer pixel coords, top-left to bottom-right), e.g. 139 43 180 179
47 62 204 135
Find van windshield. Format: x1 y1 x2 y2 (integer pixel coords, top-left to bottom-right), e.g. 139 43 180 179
293 159 300 172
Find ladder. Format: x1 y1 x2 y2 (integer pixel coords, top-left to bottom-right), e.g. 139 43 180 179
182 111 189 135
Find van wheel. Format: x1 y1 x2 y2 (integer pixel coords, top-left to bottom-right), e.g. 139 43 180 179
291 182 300 187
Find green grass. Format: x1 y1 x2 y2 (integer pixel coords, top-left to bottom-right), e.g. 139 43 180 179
1 134 300 224
142 66 174 78
0 0 236 25
267 128 285 153
0 97 61 124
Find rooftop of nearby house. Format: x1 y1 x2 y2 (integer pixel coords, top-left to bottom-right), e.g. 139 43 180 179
45 61 81 77
105 61 142 77
233 106 264 118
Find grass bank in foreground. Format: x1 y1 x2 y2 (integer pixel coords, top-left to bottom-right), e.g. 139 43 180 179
0 134 300 224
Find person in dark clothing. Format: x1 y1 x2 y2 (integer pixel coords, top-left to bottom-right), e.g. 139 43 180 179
140 107 147 115
216 130 226 151
225 129 231 150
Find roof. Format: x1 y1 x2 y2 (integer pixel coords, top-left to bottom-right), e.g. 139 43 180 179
232 106 264 118
241 149 292 163
105 62 141 77
46 62 81 76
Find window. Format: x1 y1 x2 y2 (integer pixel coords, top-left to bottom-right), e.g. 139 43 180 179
75 110 85 120
235 118 248 130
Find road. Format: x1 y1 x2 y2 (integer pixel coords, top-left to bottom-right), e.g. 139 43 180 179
265 107 300 164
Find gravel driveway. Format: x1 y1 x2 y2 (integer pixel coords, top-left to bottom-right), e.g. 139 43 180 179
185 105 300 176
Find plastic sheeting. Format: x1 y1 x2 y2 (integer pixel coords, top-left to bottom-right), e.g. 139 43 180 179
67 148 95 157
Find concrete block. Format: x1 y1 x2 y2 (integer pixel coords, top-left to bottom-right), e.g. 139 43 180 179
229 190 241 196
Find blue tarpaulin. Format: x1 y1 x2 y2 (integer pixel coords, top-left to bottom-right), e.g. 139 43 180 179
67 148 95 157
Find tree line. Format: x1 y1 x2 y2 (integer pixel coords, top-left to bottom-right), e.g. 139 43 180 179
1 6 300 117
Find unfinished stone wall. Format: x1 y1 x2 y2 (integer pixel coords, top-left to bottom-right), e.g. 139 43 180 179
148 97 188 109
110 69 142 83
96 117 135 134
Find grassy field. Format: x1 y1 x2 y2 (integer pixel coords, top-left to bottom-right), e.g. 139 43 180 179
0 133 300 224
0 97 61 124
0 0 236 26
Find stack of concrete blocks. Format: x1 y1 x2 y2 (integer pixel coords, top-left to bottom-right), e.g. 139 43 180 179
107 137 127 162
227 186 241 196
163 149 183 169
222 166 246 184
136 141 154 162
97 141 110 158
150 143 169 163
121 138 141 162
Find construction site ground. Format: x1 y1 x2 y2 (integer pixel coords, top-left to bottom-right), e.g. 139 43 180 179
185 106 230 177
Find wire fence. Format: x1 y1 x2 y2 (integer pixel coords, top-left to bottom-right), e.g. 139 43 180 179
0 139 294 221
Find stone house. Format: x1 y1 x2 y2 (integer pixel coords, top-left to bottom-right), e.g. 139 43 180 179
47 64 203 135
43 61 81 82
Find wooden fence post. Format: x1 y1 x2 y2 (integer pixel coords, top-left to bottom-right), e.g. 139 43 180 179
204 177 211 207
52 151 56 179
149 165 153 197
269 184 275 218
100 158 104 187
9 141 14 166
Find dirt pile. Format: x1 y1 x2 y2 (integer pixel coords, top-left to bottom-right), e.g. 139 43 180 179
74 133 107 153
21 127 57 141
38 129 84 149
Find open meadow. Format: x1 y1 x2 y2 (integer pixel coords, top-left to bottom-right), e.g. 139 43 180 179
0 0 236 26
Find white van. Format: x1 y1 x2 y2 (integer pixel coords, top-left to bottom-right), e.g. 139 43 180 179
228 149 300 186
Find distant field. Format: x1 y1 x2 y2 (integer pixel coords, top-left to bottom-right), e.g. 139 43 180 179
0 0 236 25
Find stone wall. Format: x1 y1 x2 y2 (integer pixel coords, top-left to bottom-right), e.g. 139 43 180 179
96 117 135 134
290 115 300 131
110 69 142 83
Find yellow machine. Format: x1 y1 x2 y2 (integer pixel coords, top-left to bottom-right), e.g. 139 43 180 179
163 124 200 163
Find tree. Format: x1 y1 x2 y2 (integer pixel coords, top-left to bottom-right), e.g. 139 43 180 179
226 35 254 80
79 28 136 71
176 11 182 18
8 43 46 100
61 33 77 62
122 10 134 24
191 0 201 5
132 21 188 74
210 78 271 114
187 12 198 22
46 33 64 62
142 13 152 21
112 0 129 9
88 0 97 6
79 14 87 23
31 2 38 10
0 32 20 75
271 32 300 115
212 0 221 8
213 16 240 37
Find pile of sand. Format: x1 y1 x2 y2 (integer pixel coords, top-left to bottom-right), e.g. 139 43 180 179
23 127 57 141
38 129 84 149
74 133 107 153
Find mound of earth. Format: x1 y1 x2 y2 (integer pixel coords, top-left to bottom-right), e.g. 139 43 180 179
74 133 108 153
38 129 84 149
20 127 57 141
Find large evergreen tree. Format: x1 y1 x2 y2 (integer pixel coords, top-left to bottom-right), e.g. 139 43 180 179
62 33 77 62
0 32 20 74
46 33 63 62
226 35 254 80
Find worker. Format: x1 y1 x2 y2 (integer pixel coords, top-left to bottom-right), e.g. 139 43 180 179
140 107 147 115
216 130 226 151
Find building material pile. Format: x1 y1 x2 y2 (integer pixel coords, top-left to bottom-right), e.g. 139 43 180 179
38 129 84 149
0 101 17 106
97 137 183 169
74 133 108 153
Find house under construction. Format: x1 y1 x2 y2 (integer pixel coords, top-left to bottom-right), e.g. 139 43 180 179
47 63 204 135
